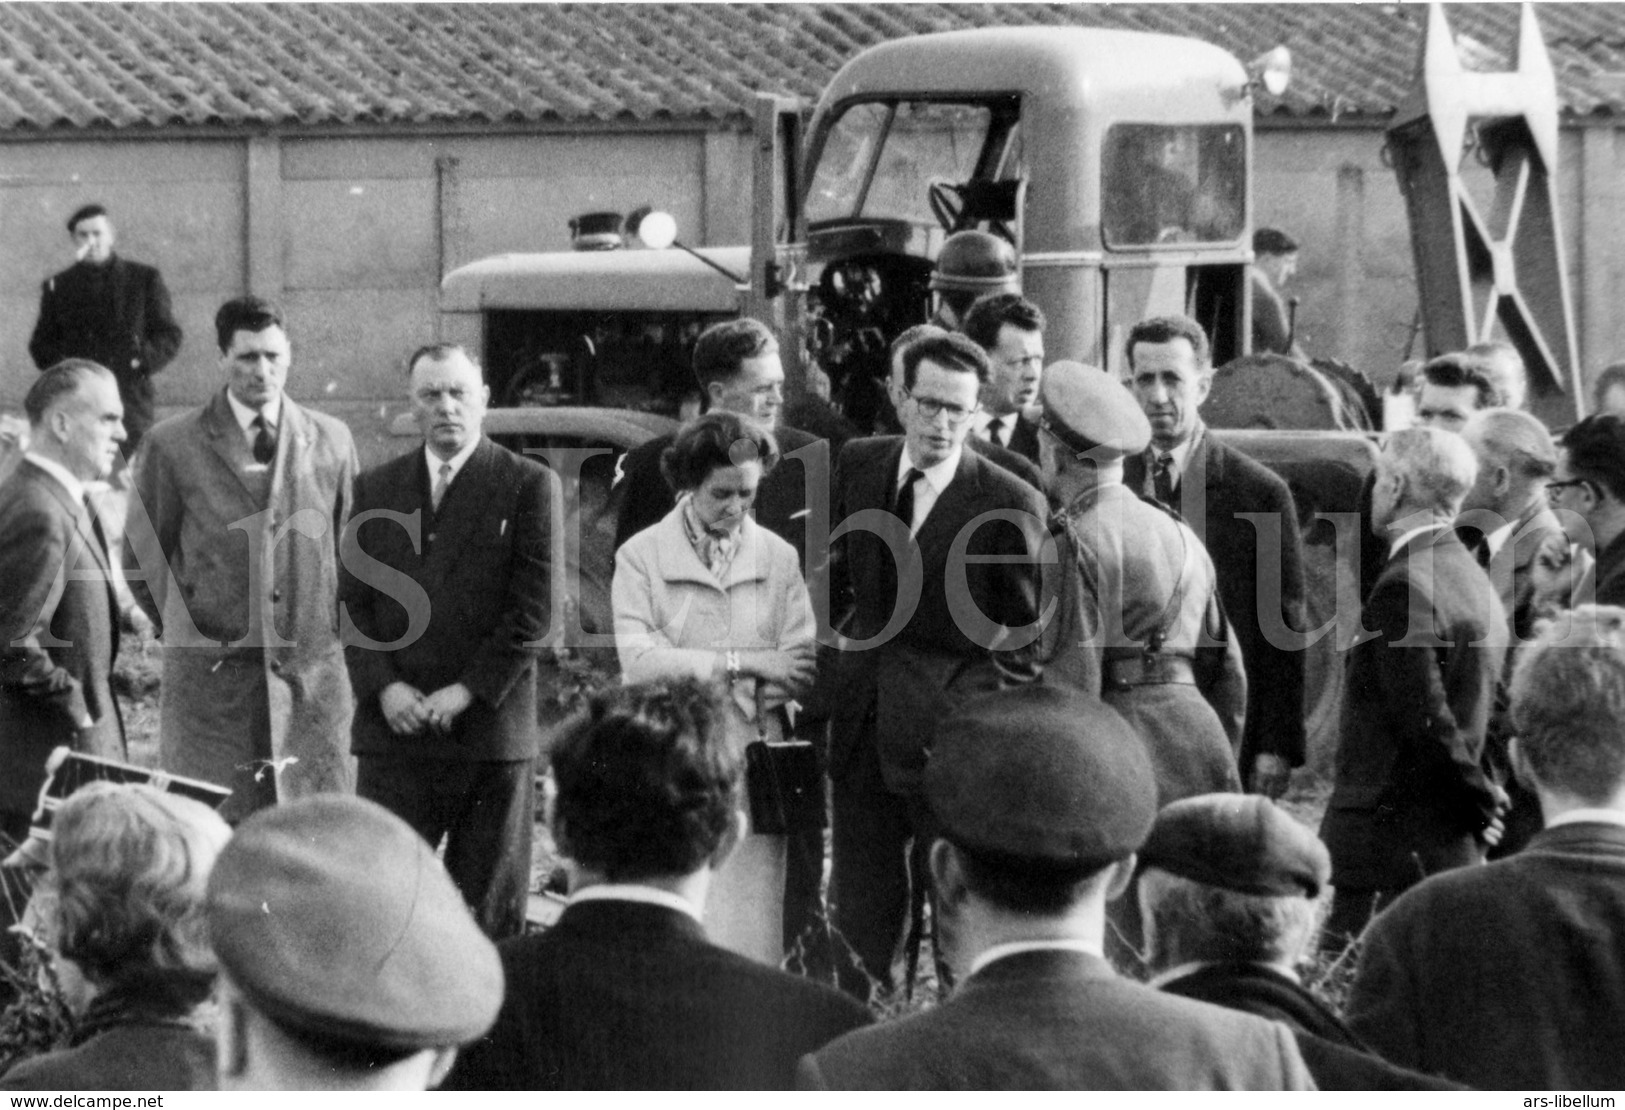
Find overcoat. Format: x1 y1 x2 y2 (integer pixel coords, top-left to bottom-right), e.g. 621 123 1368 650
125 389 356 809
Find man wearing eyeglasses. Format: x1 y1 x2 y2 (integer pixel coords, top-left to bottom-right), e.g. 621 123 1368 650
1547 413 1625 608
818 330 1047 1000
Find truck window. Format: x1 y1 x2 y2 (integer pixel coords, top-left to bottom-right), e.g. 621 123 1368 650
1102 124 1246 247
807 100 998 227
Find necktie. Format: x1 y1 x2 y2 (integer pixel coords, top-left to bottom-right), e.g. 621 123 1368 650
1457 524 1491 569
1153 453 1176 506
251 415 277 465
983 416 1006 447
894 467 924 533
83 495 108 557
431 462 453 513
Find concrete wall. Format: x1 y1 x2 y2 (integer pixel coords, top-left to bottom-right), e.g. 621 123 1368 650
1 118 1619 466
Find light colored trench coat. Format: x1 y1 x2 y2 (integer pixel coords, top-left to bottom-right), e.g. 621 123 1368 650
125 389 356 815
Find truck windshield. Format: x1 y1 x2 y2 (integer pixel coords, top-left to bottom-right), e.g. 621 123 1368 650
807 100 998 226
1102 123 1246 247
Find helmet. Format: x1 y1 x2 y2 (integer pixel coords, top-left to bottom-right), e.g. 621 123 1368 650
930 230 1019 295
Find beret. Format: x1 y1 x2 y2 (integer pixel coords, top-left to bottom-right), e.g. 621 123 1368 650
1139 793 1330 898
206 795 503 1050
1038 360 1151 459
926 686 1157 869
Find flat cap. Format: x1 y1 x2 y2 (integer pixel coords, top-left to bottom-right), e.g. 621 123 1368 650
926 686 1157 869
1038 360 1151 459
1140 793 1330 898
1253 227 1299 255
206 795 503 1050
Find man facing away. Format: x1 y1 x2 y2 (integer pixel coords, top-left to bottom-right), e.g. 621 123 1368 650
1139 793 1460 1090
207 795 503 1091
1347 606 1625 1090
341 344 554 941
124 297 356 821
799 685 1314 1091
29 204 183 465
444 677 870 1090
1321 426 1508 947
1121 314 1305 799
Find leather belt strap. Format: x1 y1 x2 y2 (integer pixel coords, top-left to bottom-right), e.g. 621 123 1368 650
1103 654 1197 690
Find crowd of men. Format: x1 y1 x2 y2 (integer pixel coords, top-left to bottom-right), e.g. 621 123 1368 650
0 208 1623 1090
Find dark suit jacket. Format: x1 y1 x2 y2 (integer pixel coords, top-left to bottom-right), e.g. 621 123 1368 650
0 460 124 816
1321 526 1507 890
798 949 1314 1090
1126 427 1307 771
1347 821 1625 1090
1592 528 1625 608
995 412 1041 466
29 255 182 447
819 436 1047 794
442 899 870 1090
875 407 1046 495
0 985 214 1092
613 424 822 566
1159 963 1461 1090
341 436 553 762
1456 499 1564 643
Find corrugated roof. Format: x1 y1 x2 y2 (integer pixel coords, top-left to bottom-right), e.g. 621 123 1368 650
0 3 1619 133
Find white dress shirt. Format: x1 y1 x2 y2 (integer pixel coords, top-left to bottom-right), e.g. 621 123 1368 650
225 389 284 455
895 444 962 535
568 883 704 924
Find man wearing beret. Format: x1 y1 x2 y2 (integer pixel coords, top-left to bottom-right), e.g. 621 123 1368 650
1347 607 1625 1090
1122 315 1307 800
444 678 870 1090
817 330 1047 999
1250 228 1302 358
1139 794 1460 1090
798 686 1315 1090
206 795 503 1091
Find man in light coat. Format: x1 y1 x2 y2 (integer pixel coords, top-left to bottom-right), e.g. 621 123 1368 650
124 297 357 820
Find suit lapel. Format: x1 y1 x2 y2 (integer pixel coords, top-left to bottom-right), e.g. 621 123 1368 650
265 398 311 510
422 437 494 583
914 448 979 557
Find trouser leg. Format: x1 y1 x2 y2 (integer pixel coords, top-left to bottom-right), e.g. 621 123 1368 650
829 741 912 1002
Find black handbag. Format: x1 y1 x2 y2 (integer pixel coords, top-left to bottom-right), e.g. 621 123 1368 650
744 737 823 836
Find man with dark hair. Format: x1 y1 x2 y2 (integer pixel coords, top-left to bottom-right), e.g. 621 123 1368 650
873 325 1044 493
1348 606 1625 1089
1140 794 1458 1090
1251 227 1301 357
614 318 817 564
1550 413 1625 606
1321 427 1508 947
124 295 357 821
29 205 183 464
1414 353 1501 432
799 686 1314 1090
962 293 1046 464
444 678 869 1090
208 795 503 1091
0 361 128 840
1122 314 1307 800
819 330 1047 998
341 343 553 940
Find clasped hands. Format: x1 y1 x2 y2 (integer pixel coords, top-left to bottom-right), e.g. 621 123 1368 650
381 680 473 737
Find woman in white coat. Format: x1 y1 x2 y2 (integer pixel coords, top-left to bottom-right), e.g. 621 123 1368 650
612 411 816 965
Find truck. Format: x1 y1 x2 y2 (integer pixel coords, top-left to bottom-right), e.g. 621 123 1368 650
425 3 1581 763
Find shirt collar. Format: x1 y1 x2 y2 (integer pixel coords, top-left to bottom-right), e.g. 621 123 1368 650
568 883 703 924
968 937 1102 979
1484 517 1518 559
899 442 962 494
23 452 85 504
425 435 481 484
1149 422 1202 477
1389 521 1449 561
225 388 282 434
1147 959 1300 989
1547 808 1625 831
